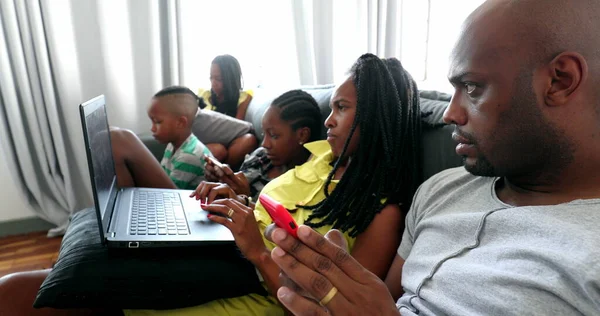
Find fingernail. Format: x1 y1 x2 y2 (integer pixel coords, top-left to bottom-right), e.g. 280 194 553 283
278 287 292 303
298 225 310 238
207 214 212 218
272 247 285 257
273 229 286 242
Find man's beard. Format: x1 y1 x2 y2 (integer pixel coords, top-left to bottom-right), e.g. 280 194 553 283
463 152 496 177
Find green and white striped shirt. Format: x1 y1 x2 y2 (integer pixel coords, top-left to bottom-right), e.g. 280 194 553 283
161 134 212 190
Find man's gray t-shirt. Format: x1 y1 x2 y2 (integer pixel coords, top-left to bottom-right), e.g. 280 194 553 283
397 167 600 315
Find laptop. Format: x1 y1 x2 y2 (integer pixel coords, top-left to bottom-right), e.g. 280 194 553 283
79 95 234 248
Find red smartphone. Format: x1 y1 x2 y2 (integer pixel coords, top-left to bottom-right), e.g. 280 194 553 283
259 194 298 239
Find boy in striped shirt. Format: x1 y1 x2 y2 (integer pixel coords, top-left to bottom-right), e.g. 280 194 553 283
148 86 213 189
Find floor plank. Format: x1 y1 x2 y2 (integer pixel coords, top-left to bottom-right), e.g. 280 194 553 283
0 231 61 278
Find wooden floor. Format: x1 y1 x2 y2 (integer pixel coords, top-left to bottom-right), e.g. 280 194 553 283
0 231 62 278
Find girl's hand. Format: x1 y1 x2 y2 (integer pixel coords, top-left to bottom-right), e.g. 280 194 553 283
203 198 268 264
189 181 239 205
204 155 226 181
223 172 251 196
204 155 251 196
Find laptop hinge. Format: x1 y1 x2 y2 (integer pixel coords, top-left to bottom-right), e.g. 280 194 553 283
110 232 116 238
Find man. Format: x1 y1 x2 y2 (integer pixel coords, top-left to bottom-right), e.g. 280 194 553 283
265 0 600 315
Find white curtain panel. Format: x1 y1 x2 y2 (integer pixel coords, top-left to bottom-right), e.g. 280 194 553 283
291 0 431 85
176 0 484 91
0 0 177 235
290 0 486 90
45 0 178 135
0 0 86 235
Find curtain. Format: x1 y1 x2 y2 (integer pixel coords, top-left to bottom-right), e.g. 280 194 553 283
0 0 83 236
175 0 431 89
290 0 486 90
0 0 178 235
291 0 431 86
177 0 485 92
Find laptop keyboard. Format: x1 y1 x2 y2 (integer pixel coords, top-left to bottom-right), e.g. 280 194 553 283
129 191 190 236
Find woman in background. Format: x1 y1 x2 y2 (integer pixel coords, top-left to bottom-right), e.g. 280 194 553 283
198 54 253 120
197 54 255 166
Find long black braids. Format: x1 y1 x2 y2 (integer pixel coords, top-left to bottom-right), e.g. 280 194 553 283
300 53 423 237
384 57 423 211
210 54 242 117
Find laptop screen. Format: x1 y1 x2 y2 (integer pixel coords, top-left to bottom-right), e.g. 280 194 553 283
80 96 118 239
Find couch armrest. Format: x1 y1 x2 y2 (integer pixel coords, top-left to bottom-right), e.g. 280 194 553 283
138 132 166 161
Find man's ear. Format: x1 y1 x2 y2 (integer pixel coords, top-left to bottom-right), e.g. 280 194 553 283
545 52 587 106
295 127 311 145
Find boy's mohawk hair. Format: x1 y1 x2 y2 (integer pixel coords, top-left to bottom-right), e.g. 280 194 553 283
154 85 206 109
154 85 195 99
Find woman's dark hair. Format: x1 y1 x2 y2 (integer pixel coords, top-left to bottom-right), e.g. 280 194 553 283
154 85 206 109
301 53 423 237
270 89 322 143
210 54 242 117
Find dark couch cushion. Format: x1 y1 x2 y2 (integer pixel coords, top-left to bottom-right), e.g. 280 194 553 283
34 208 266 310
418 92 463 180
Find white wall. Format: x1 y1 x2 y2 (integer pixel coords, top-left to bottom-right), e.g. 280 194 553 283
0 162 36 222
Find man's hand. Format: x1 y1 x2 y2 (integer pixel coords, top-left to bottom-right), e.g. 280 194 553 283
265 225 400 316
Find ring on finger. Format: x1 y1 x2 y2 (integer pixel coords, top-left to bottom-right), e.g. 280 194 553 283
227 208 235 218
319 286 338 306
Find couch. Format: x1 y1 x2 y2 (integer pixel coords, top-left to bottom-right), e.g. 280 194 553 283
140 85 462 181
3 85 464 313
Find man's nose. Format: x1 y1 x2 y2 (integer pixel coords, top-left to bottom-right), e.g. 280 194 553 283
442 94 467 126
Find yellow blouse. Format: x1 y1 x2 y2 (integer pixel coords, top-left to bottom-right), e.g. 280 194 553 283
124 141 355 316
254 140 356 252
197 88 253 112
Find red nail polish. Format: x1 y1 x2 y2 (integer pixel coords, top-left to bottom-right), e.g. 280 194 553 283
207 214 212 218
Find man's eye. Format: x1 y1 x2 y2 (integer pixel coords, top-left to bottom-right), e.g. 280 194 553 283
465 83 477 94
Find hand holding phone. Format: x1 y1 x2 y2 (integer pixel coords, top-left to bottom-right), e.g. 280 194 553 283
204 154 225 169
204 154 227 182
259 194 298 239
